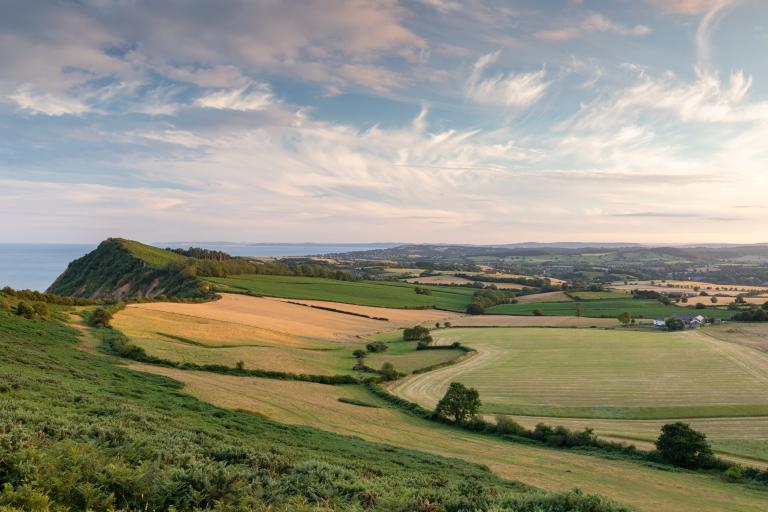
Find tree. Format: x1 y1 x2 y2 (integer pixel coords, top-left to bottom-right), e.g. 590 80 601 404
617 311 633 326
435 382 481 424
365 341 388 353
655 422 713 468
665 317 685 331
403 325 430 341
466 302 485 315
380 362 399 381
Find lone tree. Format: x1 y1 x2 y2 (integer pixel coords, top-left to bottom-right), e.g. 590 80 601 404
435 382 481 424
665 317 685 331
655 422 713 468
617 311 633 326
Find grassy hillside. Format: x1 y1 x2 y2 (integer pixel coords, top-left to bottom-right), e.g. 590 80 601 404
0 302 631 511
207 274 477 311
47 238 208 299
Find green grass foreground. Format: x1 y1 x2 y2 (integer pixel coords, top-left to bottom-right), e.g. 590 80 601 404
207 274 477 311
0 307 632 511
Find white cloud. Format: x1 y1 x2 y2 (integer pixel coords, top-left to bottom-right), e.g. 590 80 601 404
536 13 651 41
195 83 274 111
465 51 549 107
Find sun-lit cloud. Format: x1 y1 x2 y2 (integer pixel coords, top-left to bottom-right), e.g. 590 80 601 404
0 0 766 243
535 13 651 41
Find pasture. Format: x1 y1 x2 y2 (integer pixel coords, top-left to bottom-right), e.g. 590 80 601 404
207 274 476 311
393 328 768 420
488 297 734 318
130 363 768 512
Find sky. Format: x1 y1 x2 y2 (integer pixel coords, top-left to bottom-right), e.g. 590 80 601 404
1 0 767 244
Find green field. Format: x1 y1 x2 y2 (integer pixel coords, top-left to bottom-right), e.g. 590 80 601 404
207 274 476 311
395 328 768 419
488 298 734 319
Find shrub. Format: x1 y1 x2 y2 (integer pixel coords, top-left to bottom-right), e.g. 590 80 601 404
655 422 713 468
495 415 526 436
15 301 35 319
32 302 49 318
88 307 114 328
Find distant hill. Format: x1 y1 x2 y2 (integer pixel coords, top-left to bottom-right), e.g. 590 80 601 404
47 238 210 299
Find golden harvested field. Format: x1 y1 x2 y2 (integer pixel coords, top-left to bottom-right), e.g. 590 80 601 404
515 291 572 303
676 296 768 306
128 363 768 512
449 315 618 328
122 293 458 342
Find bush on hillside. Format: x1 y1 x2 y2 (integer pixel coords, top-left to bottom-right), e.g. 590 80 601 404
88 307 114 328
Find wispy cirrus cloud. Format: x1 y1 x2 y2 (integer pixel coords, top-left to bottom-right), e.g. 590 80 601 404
465 51 549 107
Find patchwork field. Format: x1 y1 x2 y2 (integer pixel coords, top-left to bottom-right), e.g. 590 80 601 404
129 363 768 512
207 274 476 311
488 298 734 319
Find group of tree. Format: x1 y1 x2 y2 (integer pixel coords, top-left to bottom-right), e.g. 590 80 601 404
465 288 513 315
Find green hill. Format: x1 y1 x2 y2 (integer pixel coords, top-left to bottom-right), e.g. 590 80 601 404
47 238 209 299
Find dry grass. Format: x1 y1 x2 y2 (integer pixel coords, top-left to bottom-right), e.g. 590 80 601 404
275 298 464 326
127 363 768 512
124 293 458 342
514 291 572 303
704 324 768 353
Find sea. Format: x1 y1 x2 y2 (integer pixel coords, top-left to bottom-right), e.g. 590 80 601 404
0 242 396 292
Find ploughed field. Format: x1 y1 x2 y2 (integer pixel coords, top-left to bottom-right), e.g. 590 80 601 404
392 327 768 463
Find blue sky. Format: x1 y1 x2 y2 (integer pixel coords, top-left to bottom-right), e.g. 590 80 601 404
1 0 767 243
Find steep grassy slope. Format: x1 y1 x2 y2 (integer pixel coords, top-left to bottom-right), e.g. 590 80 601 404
47 238 207 299
0 304 629 511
